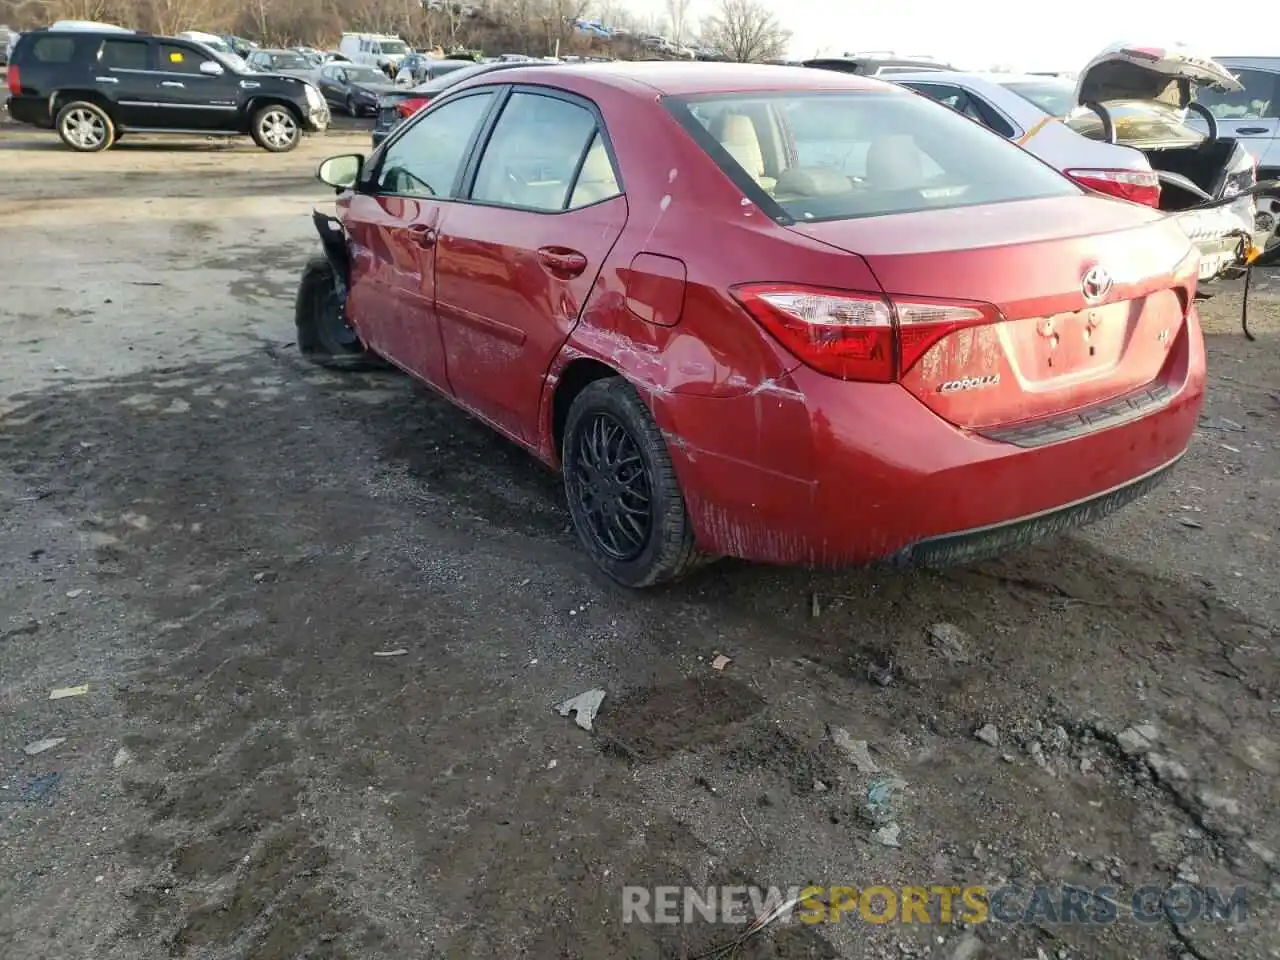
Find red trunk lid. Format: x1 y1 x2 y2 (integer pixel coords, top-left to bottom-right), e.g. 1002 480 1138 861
788 195 1198 429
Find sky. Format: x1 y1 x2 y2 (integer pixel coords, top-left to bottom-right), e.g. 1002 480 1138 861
629 0 1274 73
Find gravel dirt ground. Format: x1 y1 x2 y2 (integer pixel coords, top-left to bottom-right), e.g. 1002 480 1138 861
1 115 1279 960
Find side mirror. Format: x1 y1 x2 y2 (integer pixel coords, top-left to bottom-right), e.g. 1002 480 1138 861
318 153 363 191
199 60 224 76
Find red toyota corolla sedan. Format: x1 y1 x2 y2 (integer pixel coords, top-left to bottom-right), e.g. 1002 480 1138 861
298 62 1206 588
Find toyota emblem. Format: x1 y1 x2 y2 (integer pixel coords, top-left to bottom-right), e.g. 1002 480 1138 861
1081 265 1113 303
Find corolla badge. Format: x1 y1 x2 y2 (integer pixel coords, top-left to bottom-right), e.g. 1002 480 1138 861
939 374 1000 394
1081 265 1113 303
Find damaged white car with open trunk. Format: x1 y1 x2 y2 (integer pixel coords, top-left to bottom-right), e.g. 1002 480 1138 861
890 43 1271 287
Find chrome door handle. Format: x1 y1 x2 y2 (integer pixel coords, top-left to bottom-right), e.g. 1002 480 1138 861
94 76 118 83
240 81 260 89
160 81 185 88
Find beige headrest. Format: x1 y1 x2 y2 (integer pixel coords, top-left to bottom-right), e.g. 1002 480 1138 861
712 112 765 177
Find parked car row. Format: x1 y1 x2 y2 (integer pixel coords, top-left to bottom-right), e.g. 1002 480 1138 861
302 60 1215 587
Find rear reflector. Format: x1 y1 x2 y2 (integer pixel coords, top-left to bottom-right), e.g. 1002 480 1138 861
731 283 998 382
6 66 18 96
1066 168 1161 208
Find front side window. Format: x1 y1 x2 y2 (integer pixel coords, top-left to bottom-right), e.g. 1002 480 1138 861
471 92 601 211
158 43 207 74
377 92 494 197
1195 69 1278 120
674 90 1077 222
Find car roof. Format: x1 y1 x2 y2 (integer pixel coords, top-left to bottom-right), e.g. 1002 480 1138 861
465 61 886 97
885 71 1071 86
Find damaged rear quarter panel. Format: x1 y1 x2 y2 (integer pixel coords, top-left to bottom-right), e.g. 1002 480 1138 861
533 89 895 558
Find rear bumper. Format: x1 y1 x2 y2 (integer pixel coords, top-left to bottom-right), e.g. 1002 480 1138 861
6 95 52 127
656 309 1205 566
1178 197 1261 281
885 453 1180 567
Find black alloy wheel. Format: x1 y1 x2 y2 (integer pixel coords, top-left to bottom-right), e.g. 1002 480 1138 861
569 410 653 562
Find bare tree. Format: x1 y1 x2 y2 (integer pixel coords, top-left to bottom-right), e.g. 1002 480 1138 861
663 0 685 45
700 0 787 62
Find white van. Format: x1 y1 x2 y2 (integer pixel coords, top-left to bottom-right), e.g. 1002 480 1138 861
338 33 409 72
175 31 233 55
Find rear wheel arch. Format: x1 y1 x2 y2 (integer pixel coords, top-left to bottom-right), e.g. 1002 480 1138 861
51 88 113 117
550 357 621 462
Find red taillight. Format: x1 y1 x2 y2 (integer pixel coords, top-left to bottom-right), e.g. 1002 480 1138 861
396 97 429 119
731 283 996 382
1066 168 1162 208
6 66 19 96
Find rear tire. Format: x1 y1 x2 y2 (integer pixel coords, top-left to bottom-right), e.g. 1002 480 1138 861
562 378 702 588
55 101 114 152
295 256 383 370
250 104 300 152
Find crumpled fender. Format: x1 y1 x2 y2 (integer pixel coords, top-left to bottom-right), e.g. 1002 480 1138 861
311 209 351 301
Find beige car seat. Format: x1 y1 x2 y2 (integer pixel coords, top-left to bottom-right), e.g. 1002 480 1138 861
569 137 620 207
709 112 777 192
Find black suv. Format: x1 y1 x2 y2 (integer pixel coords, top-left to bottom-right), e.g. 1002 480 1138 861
6 28 330 152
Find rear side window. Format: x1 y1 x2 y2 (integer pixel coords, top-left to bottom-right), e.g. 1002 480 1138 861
671 90 1077 222
99 38 149 70
471 92 605 211
28 35 76 63
899 82 1015 138
998 80 1076 117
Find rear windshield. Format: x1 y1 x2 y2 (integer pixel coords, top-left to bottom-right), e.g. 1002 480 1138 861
268 52 311 69
669 91 1079 222
1065 100 1205 145
998 79 1075 117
